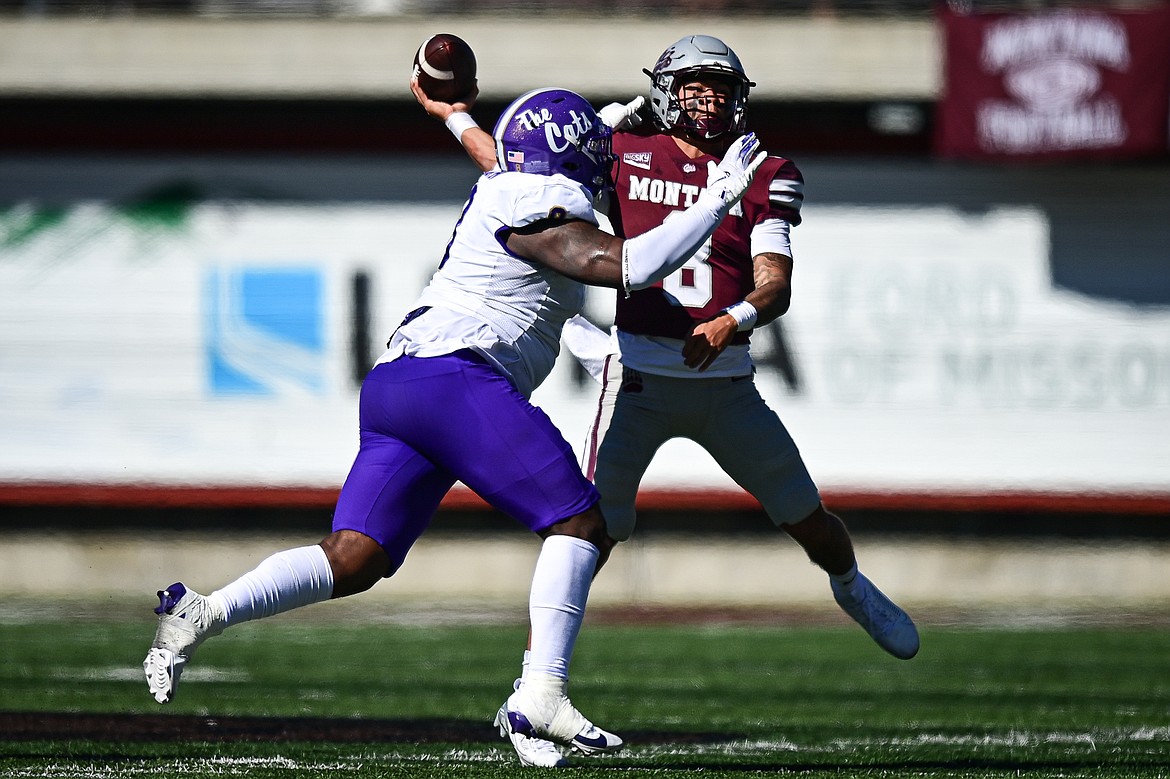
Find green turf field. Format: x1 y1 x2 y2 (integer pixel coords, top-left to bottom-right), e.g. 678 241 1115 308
2 602 1169 778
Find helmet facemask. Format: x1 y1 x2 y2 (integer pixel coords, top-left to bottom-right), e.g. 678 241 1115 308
664 69 748 140
560 122 614 198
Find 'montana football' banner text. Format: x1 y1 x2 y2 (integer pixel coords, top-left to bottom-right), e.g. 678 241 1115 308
935 3 1170 160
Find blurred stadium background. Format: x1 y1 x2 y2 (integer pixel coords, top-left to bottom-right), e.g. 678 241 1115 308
1 0 1169 615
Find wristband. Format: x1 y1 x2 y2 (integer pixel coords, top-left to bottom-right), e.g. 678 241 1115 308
444 112 479 142
722 300 758 331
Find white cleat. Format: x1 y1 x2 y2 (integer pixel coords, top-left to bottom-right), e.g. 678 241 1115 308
494 678 570 767
832 571 920 660
497 675 623 759
494 701 569 767
143 582 226 704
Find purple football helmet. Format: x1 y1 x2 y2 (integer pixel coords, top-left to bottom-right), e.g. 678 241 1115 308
493 88 614 197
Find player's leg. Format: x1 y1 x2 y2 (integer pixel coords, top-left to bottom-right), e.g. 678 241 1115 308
486 354 639 766
145 361 453 705
779 505 854 577
144 537 344 704
697 377 919 659
498 366 674 759
503 360 669 748
785 505 918 658
497 503 622 759
450 396 620 756
384 350 622 758
589 363 674 545
493 355 656 765
145 539 351 706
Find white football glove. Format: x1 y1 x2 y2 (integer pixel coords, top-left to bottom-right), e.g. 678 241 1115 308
598 96 646 131
702 132 767 209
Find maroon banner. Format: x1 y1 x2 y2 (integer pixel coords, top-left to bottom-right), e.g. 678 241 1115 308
935 3 1170 161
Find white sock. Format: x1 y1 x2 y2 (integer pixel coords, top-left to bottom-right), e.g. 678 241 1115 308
527 535 599 680
209 544 334 626
830 563 859 589
521 649 532 682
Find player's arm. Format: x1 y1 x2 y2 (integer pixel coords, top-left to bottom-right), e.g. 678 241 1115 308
747 251 794 325
409 77 497 172
506 219 626 288
412 81 646 175
682 156 803 371
508 134 766 290
681 252 792 371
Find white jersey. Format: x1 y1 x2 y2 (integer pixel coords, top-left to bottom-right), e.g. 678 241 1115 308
379 170 599 398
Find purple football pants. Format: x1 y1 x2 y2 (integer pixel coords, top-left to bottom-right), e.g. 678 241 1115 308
331 350 600 574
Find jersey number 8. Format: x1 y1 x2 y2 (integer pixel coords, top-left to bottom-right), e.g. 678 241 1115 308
659 211 714 308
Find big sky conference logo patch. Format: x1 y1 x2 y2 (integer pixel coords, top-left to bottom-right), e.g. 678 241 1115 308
623 151 652 170
204 267 326 395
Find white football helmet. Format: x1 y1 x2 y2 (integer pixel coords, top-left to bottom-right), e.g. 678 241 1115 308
644 35 754 140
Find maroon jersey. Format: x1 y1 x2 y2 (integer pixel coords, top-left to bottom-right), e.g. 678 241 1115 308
609 131 804 342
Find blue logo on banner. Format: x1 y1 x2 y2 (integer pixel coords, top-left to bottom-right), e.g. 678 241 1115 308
205 267 326 395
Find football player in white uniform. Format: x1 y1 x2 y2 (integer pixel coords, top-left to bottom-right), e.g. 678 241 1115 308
143 87 765 764
417 34 921 768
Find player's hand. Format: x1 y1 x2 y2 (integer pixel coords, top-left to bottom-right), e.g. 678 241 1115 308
410 76 480 121
703 132 766 208
682 314 738 372
598 96 646 131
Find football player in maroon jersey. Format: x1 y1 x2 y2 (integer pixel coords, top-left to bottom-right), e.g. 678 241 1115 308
415 33 919 767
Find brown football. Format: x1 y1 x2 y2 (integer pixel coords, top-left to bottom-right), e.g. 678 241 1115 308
412 33 477 103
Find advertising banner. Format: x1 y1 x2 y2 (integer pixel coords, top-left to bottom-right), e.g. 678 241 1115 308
1 200 1168 507
935 3 1170 160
